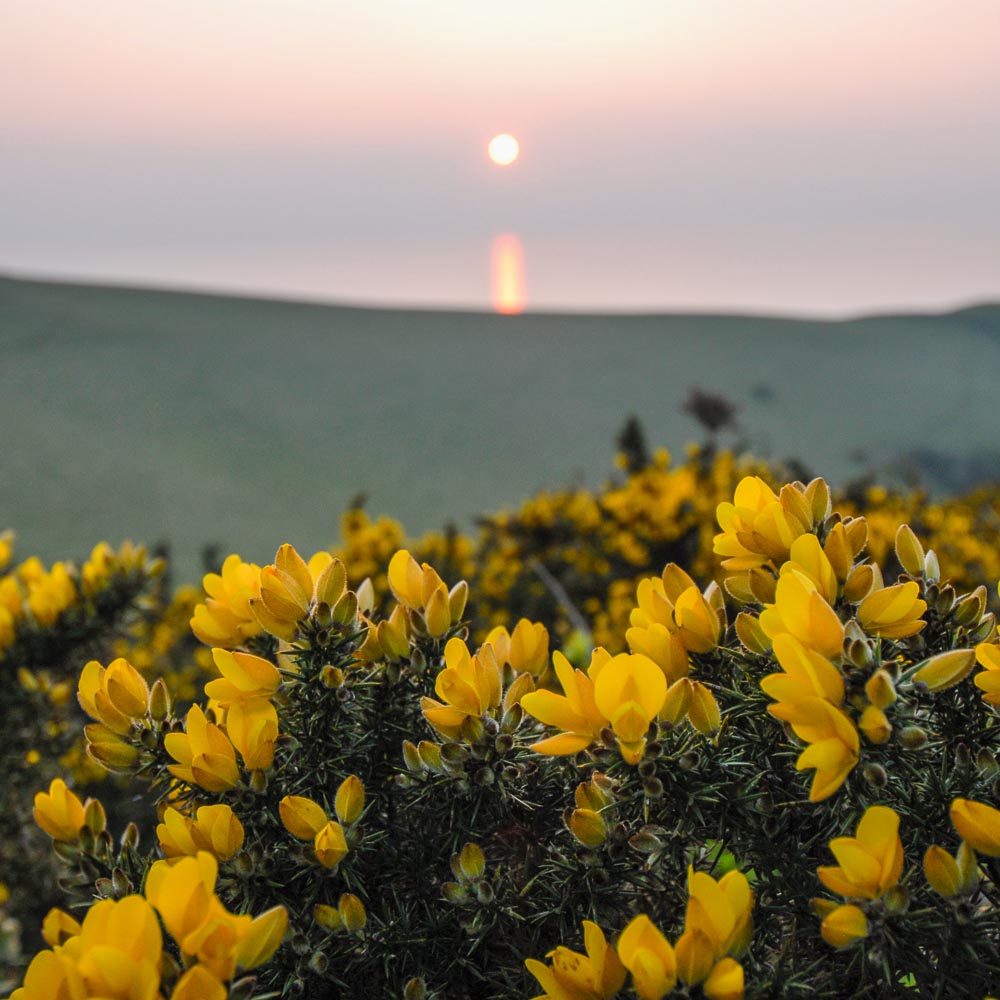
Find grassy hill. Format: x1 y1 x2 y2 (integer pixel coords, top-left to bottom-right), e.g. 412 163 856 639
2 274 999 583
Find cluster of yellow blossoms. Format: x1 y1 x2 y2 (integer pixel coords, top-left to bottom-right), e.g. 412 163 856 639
26 780 285 1000
14 453 1000 998
0 540 161 658
527 868 752 1000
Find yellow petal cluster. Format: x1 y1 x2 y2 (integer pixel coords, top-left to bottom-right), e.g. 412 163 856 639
521 650 611 756
32 778 87 842
761 634 859 801
526 920 626 1000
279 794 350 869
714 476 812 573
421 636 504 739
164 704 241 792
250 543 350 641
78 657 150 734
157 804 245 861
856 581 927 639
145 852 287 981
485 618 550 676
387 549 468 638
626 564 723 684
815 806 904 949
817 805 904 901
759 570 844 661
11 895 162 1000
189 553 263 649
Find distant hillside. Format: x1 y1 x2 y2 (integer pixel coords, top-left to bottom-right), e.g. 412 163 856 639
2 274 999 583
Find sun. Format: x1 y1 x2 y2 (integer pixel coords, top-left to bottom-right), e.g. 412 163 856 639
488 133 520 167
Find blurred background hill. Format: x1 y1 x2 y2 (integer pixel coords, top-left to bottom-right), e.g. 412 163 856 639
3 273 999 582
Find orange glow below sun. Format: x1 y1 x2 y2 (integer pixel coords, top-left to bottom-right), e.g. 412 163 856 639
491 234 525 314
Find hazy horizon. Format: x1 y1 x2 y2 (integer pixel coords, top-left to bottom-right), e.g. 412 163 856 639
4 1 999 314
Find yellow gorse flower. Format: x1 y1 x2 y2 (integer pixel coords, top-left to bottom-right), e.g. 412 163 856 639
617 914 677 1000
32 778 86 842
279 794 350 869
387 548 468 638
157 803 245 862
190 553 263 649
626 564 723 682
145 852 287 981
761 634 859 801
951 798 1000 856
817 805 904 900
250 543 350 641
856 581 927 639
485 618 550 676
11 895 163 1000
684 869 754 960
759 570 844 661
203 648 281 707
525 919 626 1000
714 476 812 573
521 649 611 756
78 656 150 734
164 704 241 792
420 636 503 739
593 652 668 764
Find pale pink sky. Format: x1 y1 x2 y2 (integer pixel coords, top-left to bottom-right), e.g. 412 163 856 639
3 0 999 313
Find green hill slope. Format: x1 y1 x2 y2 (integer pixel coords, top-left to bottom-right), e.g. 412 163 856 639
2 275 999 582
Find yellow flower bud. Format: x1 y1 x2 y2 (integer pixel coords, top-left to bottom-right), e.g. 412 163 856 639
456 842 486 881
423 584 452 638
448 580 469 623
41 908 82 946
314 557 347 608
864 670 896 709
32 778 85 842
951 798 1000 856
912 649 976 692
568 808 607 848
674 586 721 654
894 523 926 577
314 821 349 868
820 903 867 948
280 795 328 840
858 581 927 639
823 522 853 582
313 903 343 932
338 893 367 933
843 564 876 604
687 681 721 735
334 775 365 826
924 845 964 897
84 723 141 772
858 705 891 745
734 612 770 655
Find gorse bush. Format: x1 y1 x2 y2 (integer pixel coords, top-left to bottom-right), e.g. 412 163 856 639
10 452 1000 999
0 538 165 990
